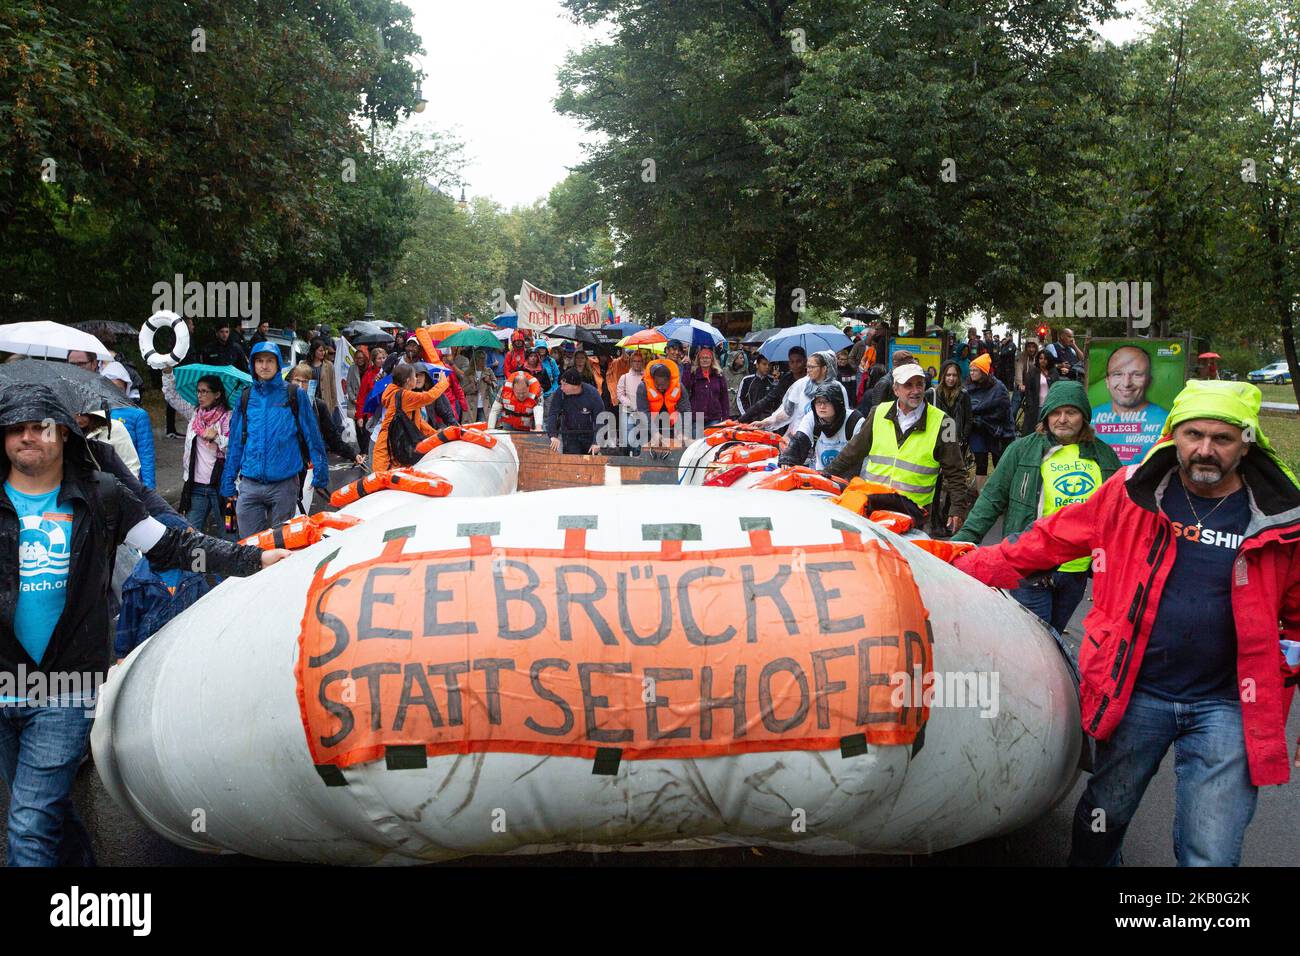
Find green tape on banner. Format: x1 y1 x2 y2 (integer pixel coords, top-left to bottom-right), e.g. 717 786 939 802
831 519 859 533
839 734 868 759
383 525 416 542
739 517 773 532
591 747 622 776
557 515 599 530
315 764 348 787
316 549 340 572
385 745 428 771
458 522 500 537
641 523 702 541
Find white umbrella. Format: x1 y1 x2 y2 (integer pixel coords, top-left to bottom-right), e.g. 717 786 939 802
0 321 114 361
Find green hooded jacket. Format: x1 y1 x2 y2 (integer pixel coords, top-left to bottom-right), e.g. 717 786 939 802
952 380 1123 544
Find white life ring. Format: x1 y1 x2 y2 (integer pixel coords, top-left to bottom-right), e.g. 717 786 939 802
139 310 190 370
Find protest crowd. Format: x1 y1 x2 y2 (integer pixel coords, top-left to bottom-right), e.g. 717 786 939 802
0 312 1296 872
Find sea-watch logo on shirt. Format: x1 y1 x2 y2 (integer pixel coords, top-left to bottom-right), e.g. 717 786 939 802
18 512 71 587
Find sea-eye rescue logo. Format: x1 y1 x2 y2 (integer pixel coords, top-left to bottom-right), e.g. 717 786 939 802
1054 472 1096 497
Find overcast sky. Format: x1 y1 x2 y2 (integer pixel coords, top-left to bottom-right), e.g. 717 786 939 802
401 0 1149 210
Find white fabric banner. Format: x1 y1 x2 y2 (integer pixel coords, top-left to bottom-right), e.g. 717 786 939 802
517 280 603 330
334 335 353 413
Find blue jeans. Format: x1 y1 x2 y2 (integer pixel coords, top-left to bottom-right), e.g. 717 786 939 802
235 476 299 537
186 484 228 539
1011 569 1089 634
0 702 96 866
1069 690 1257 866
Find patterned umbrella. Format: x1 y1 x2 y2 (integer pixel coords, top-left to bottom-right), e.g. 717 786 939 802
617 328 668 348
658 317 724 349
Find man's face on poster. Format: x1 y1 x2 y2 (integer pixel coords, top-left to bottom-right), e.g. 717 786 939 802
1106 346 1152 411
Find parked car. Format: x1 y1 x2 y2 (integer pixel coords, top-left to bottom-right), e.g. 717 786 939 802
1248 361 1293 384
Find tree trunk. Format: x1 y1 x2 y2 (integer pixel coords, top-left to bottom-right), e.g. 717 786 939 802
913 245 932 335
933 298 948 336
889 304 901 338
1268 231 1300 407
690 267 706 321
773 236 801 328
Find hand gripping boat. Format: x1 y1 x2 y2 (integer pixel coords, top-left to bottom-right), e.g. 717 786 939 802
92 432 1080 865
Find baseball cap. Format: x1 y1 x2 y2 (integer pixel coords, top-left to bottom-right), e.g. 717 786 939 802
891 363 926 384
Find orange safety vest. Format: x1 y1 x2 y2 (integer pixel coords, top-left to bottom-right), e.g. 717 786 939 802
500 373 542 430
643 360 682 416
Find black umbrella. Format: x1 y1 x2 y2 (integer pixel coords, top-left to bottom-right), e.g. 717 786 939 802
546 324 601 345
74 320 137 338
0 358 132 417
742 327 781 345
343 320 391 340
349 330 396 347
840 306 881 321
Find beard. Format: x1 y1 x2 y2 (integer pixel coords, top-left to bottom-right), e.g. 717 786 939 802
1177 447 1238 486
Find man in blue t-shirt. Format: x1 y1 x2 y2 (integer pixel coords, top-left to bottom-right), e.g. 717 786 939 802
8 486 73 669
0 385 287 866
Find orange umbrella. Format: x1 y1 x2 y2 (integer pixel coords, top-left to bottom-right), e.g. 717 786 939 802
425 320 471 340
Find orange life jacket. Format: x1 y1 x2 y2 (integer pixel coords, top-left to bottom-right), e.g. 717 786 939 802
643 360 682 416
716 444 778 466
499 373 543 430
751 466 847 495
414 424 498 455
704 426 782 447
241 512 362 550
330 468 454 507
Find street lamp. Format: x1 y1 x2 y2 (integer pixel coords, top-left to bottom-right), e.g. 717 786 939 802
457 186 468 211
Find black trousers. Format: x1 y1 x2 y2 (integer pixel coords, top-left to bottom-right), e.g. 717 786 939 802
561 433 596 455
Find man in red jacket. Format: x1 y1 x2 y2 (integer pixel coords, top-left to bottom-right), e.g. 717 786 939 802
954 380 1300 866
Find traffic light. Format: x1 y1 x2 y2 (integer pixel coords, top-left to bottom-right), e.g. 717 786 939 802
1036 322 1049 340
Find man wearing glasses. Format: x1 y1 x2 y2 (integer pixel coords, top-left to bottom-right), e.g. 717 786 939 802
64 351 99 373
1092 345 1170 465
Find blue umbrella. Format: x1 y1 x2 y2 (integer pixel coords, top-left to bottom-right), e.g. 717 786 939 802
658 317 724 349
173 363 254 407
759 324 852 361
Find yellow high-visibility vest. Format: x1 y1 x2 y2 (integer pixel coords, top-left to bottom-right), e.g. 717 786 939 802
1039 442 1103 572
863 402 944 507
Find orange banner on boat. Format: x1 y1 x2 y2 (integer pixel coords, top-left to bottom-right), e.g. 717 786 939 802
296 537 932 769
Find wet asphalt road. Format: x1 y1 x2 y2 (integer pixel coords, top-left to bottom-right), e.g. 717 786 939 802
3 411 1295 866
